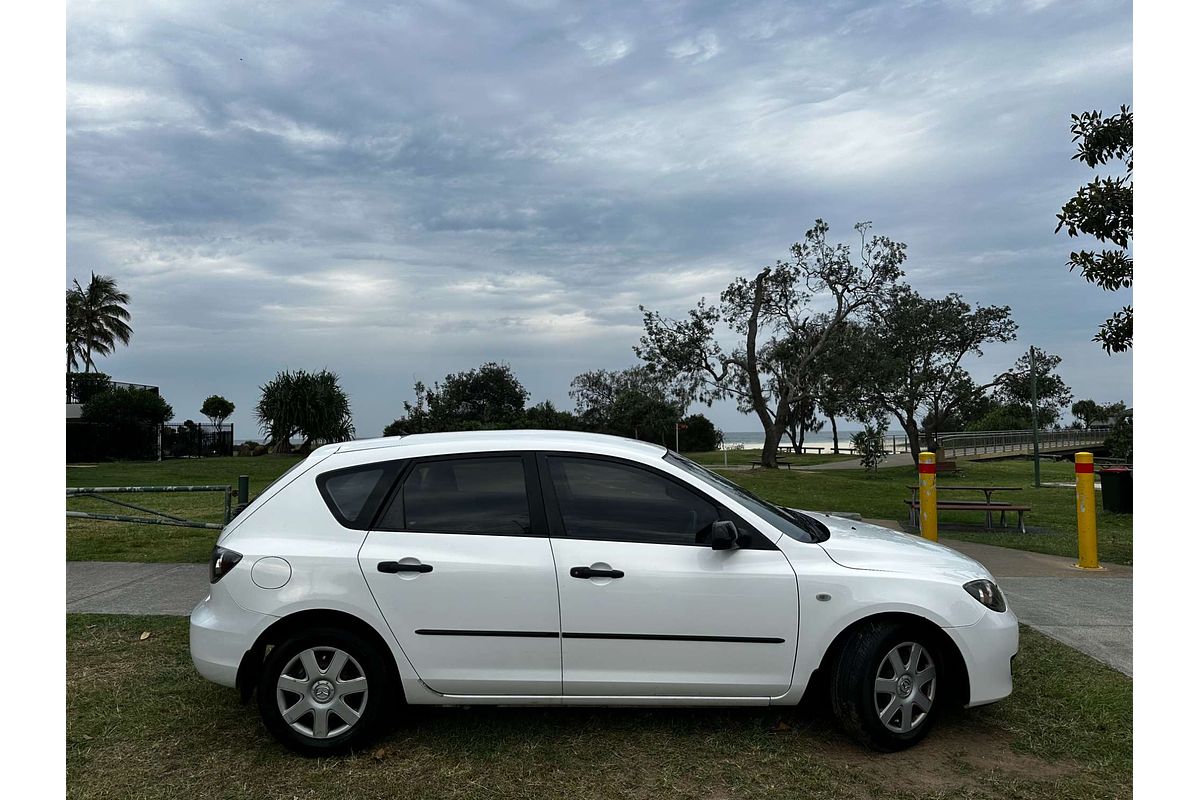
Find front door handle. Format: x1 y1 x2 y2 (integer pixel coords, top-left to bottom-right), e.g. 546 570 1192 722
570 566 624 579
378 561 433 574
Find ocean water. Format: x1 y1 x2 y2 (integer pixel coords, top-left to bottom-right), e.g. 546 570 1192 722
719 430 906 453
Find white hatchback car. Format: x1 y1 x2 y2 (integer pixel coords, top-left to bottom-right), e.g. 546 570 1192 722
191 430 1017 755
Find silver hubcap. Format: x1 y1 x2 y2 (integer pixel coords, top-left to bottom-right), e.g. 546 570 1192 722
276 647 369 740
874 641 936 734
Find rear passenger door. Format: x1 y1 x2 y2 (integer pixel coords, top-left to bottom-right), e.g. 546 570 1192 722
356 452 562 696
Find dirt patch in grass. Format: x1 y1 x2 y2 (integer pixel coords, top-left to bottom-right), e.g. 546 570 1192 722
67 616 1130 800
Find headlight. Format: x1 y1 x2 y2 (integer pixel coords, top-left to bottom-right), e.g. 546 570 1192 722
963 579 1006 612
209 546 243 583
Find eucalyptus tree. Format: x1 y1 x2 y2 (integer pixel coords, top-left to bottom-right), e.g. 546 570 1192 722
853 289 1018 464
637 220 905 467
991 347 1073 428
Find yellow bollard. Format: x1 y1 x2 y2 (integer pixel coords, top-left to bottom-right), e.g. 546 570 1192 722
918 451 937 541
1074 452 1100 569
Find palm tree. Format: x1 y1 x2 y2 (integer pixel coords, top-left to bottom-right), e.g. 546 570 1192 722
67 272 132 372
66 288 84 371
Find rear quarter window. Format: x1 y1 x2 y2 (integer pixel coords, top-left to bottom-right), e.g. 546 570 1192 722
316 461 403 529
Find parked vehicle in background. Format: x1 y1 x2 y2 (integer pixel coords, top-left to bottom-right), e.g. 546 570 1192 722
190 430 1017 755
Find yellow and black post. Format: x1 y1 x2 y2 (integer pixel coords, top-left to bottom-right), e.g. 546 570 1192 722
1074 452 1100 569
918 451 938 541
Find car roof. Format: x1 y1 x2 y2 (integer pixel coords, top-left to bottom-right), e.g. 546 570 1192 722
330 430 670 459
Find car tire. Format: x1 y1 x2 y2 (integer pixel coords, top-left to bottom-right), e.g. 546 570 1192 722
830 621 944 751
256 626 393 756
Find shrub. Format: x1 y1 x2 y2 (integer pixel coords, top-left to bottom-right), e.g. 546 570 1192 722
81 387 173 425
677 414 722 451
67 372 112 404
852 421 888 473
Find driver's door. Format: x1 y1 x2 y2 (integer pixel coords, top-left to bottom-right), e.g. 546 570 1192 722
539 453 799 698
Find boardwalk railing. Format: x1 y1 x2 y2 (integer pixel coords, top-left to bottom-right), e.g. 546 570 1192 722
938 428 1110 458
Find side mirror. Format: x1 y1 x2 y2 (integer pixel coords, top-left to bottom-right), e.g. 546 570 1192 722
710 520 740 550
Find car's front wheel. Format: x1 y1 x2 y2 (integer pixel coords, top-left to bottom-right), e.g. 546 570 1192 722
256 627 392 755
831 621 943 751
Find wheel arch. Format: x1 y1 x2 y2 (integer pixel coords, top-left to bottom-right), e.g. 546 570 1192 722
236 608 404 703
806 611 970 708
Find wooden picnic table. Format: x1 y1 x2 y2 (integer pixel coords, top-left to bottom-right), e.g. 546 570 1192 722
905 485 1022 505
905 485 1026 530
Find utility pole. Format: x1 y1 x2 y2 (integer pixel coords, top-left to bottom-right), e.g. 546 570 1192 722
1030 345 1041 488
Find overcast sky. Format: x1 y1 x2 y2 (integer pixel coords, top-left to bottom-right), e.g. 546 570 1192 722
67 0 1132 438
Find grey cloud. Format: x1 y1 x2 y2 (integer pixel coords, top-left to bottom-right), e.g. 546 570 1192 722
68 0 1132 436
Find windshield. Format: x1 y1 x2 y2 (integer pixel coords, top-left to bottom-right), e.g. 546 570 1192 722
664 452 829 543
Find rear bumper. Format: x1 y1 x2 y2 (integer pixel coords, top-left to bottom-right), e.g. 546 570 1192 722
189 584 274 688
945 607 1019 707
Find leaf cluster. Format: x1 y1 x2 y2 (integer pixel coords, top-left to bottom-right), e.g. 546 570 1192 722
255 369 354 447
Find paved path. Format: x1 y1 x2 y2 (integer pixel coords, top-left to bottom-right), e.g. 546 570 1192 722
66 562 209 616
864 522 1132 675
66 534 1132 676
800 453 913 470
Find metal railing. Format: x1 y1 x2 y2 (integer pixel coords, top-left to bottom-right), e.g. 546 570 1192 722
938 427 1110 458
66 484 236 530
67 377 159 404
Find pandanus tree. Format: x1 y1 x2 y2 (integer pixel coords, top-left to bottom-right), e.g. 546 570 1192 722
66 272 133 372
255 369 355 452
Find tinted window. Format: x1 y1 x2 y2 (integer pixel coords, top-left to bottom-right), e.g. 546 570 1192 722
324 468 385 522
381 457 531 535
317 462 402 529
545 456 719 546
664 452 827 543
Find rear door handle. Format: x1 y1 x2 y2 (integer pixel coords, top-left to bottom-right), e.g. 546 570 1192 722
570 566 624 579
378 561 433 574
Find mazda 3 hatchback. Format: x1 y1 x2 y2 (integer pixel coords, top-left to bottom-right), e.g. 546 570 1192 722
191 430 1017 755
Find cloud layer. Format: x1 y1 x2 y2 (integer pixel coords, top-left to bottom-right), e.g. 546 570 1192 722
67 0 1133 436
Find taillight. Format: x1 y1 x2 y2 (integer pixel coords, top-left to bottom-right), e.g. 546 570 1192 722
209 546 243 583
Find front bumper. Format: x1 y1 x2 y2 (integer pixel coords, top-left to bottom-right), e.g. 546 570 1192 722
189 583 275 688
945 606 1020 707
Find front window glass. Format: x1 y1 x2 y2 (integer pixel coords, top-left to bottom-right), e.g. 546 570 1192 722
664 452 827 543
545 456 719 546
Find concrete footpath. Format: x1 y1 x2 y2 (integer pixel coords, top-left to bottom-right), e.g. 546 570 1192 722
66 533 1132 676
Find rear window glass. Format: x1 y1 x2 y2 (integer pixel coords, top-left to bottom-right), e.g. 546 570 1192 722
377 456 531 535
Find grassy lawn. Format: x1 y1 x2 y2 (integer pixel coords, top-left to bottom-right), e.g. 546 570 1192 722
67 456 302 563
684 449 850 467
718 455 1133 565
67 614 1131 800
66 452 1131 565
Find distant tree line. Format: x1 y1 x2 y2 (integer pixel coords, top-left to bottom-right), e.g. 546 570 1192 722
381 362 722 451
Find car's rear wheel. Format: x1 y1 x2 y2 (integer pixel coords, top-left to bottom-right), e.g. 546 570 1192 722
831 621 943 751
256 626 392 755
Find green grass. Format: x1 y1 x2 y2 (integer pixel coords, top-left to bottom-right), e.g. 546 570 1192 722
66 614 1131 800
66 453 1131 566
67 456 302 563
684 449 850 467
720 457 1133 565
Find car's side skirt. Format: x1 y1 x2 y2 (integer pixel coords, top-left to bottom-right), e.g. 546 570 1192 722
426 694 774 707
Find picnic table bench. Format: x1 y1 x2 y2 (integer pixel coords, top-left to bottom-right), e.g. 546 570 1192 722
750 460 793 469
905 485 1029 532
